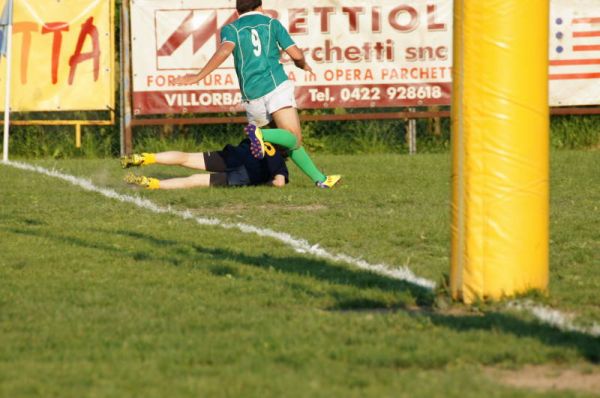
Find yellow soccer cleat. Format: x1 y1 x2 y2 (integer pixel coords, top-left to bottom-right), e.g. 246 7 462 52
120 153 156 169
124 173 160 190
316 175 342 189
120 153 144 169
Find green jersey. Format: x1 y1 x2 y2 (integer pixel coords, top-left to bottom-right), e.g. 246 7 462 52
220 12 296 100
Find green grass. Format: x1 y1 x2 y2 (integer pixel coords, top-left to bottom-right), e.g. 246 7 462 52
3 113 599 158
1 152 599 397
551 115 600 150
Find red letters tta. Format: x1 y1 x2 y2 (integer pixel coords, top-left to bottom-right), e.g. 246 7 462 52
12 17 101 85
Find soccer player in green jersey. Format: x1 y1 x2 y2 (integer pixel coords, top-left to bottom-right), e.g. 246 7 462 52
174 0 341 188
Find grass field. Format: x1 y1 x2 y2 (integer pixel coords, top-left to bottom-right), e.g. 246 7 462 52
1 151 599 397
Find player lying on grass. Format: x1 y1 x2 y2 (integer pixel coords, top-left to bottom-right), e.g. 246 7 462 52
173 0 340 189
121 136 288 190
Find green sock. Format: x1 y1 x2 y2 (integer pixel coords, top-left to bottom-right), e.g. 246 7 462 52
260 128 298 149
289 147 326 183
260 128 326 183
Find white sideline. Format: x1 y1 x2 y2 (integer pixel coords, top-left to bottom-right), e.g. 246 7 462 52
508 301 600 338
4 161 600 338
4 161 435 290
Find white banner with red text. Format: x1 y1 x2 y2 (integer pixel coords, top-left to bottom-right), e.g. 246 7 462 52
130 0 452 115
130 0 600 115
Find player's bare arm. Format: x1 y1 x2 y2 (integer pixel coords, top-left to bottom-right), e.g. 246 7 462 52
285 45 313 74
173 42 235 86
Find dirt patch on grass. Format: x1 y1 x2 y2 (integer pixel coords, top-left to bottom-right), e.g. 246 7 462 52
486 365 600 394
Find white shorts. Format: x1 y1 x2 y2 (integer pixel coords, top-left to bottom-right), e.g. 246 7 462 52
244 80 297 127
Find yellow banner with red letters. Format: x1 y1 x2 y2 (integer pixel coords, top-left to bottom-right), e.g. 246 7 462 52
0 0 114 111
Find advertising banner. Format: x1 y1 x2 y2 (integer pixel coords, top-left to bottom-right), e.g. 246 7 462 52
130 0 453 115
550 0 600 106
130 0 600 115
0 0 114 111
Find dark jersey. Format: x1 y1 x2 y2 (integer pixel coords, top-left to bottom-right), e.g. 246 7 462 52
220 139 289 185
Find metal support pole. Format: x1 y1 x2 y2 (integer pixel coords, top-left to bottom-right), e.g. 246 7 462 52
408 107 417 155
120 0 133 155
2 0 14 162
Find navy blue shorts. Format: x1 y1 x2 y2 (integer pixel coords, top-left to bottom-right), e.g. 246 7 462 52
226 166 251 186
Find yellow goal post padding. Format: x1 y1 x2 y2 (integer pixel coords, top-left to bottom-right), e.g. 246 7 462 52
451 0 550 303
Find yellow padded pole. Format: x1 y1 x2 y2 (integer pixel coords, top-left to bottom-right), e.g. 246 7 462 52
451 0 550 303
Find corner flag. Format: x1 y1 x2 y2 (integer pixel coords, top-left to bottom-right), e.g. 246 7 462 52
1 0 14 162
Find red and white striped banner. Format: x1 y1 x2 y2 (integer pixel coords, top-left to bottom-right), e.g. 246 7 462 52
550 0 600 105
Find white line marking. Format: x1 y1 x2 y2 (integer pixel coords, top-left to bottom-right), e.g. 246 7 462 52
507 300 600 338
4 161 600 338
4 161 435 290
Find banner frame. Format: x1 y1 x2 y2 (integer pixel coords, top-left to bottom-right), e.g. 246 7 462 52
0 110 116 148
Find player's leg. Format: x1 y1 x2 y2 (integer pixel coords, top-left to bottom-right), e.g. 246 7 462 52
258 127 298 149
154 174 211 189
244 124 298 159
154 152 204 168
244 83 300 156
160 151 227 171
270 106 303 146
244 95 272 159
271 107 332 185
158 173 228 189
124 172 227 190
122 151 225 171
247 113 340 187
122 151 199 168
243 82 340 187
244 121 342 187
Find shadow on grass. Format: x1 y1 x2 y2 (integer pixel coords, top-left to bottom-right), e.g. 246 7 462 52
3 226 184 268
110 229 600 364
2 225 433 306
112 229 435 307
5 224 599 363
425 311 600 363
